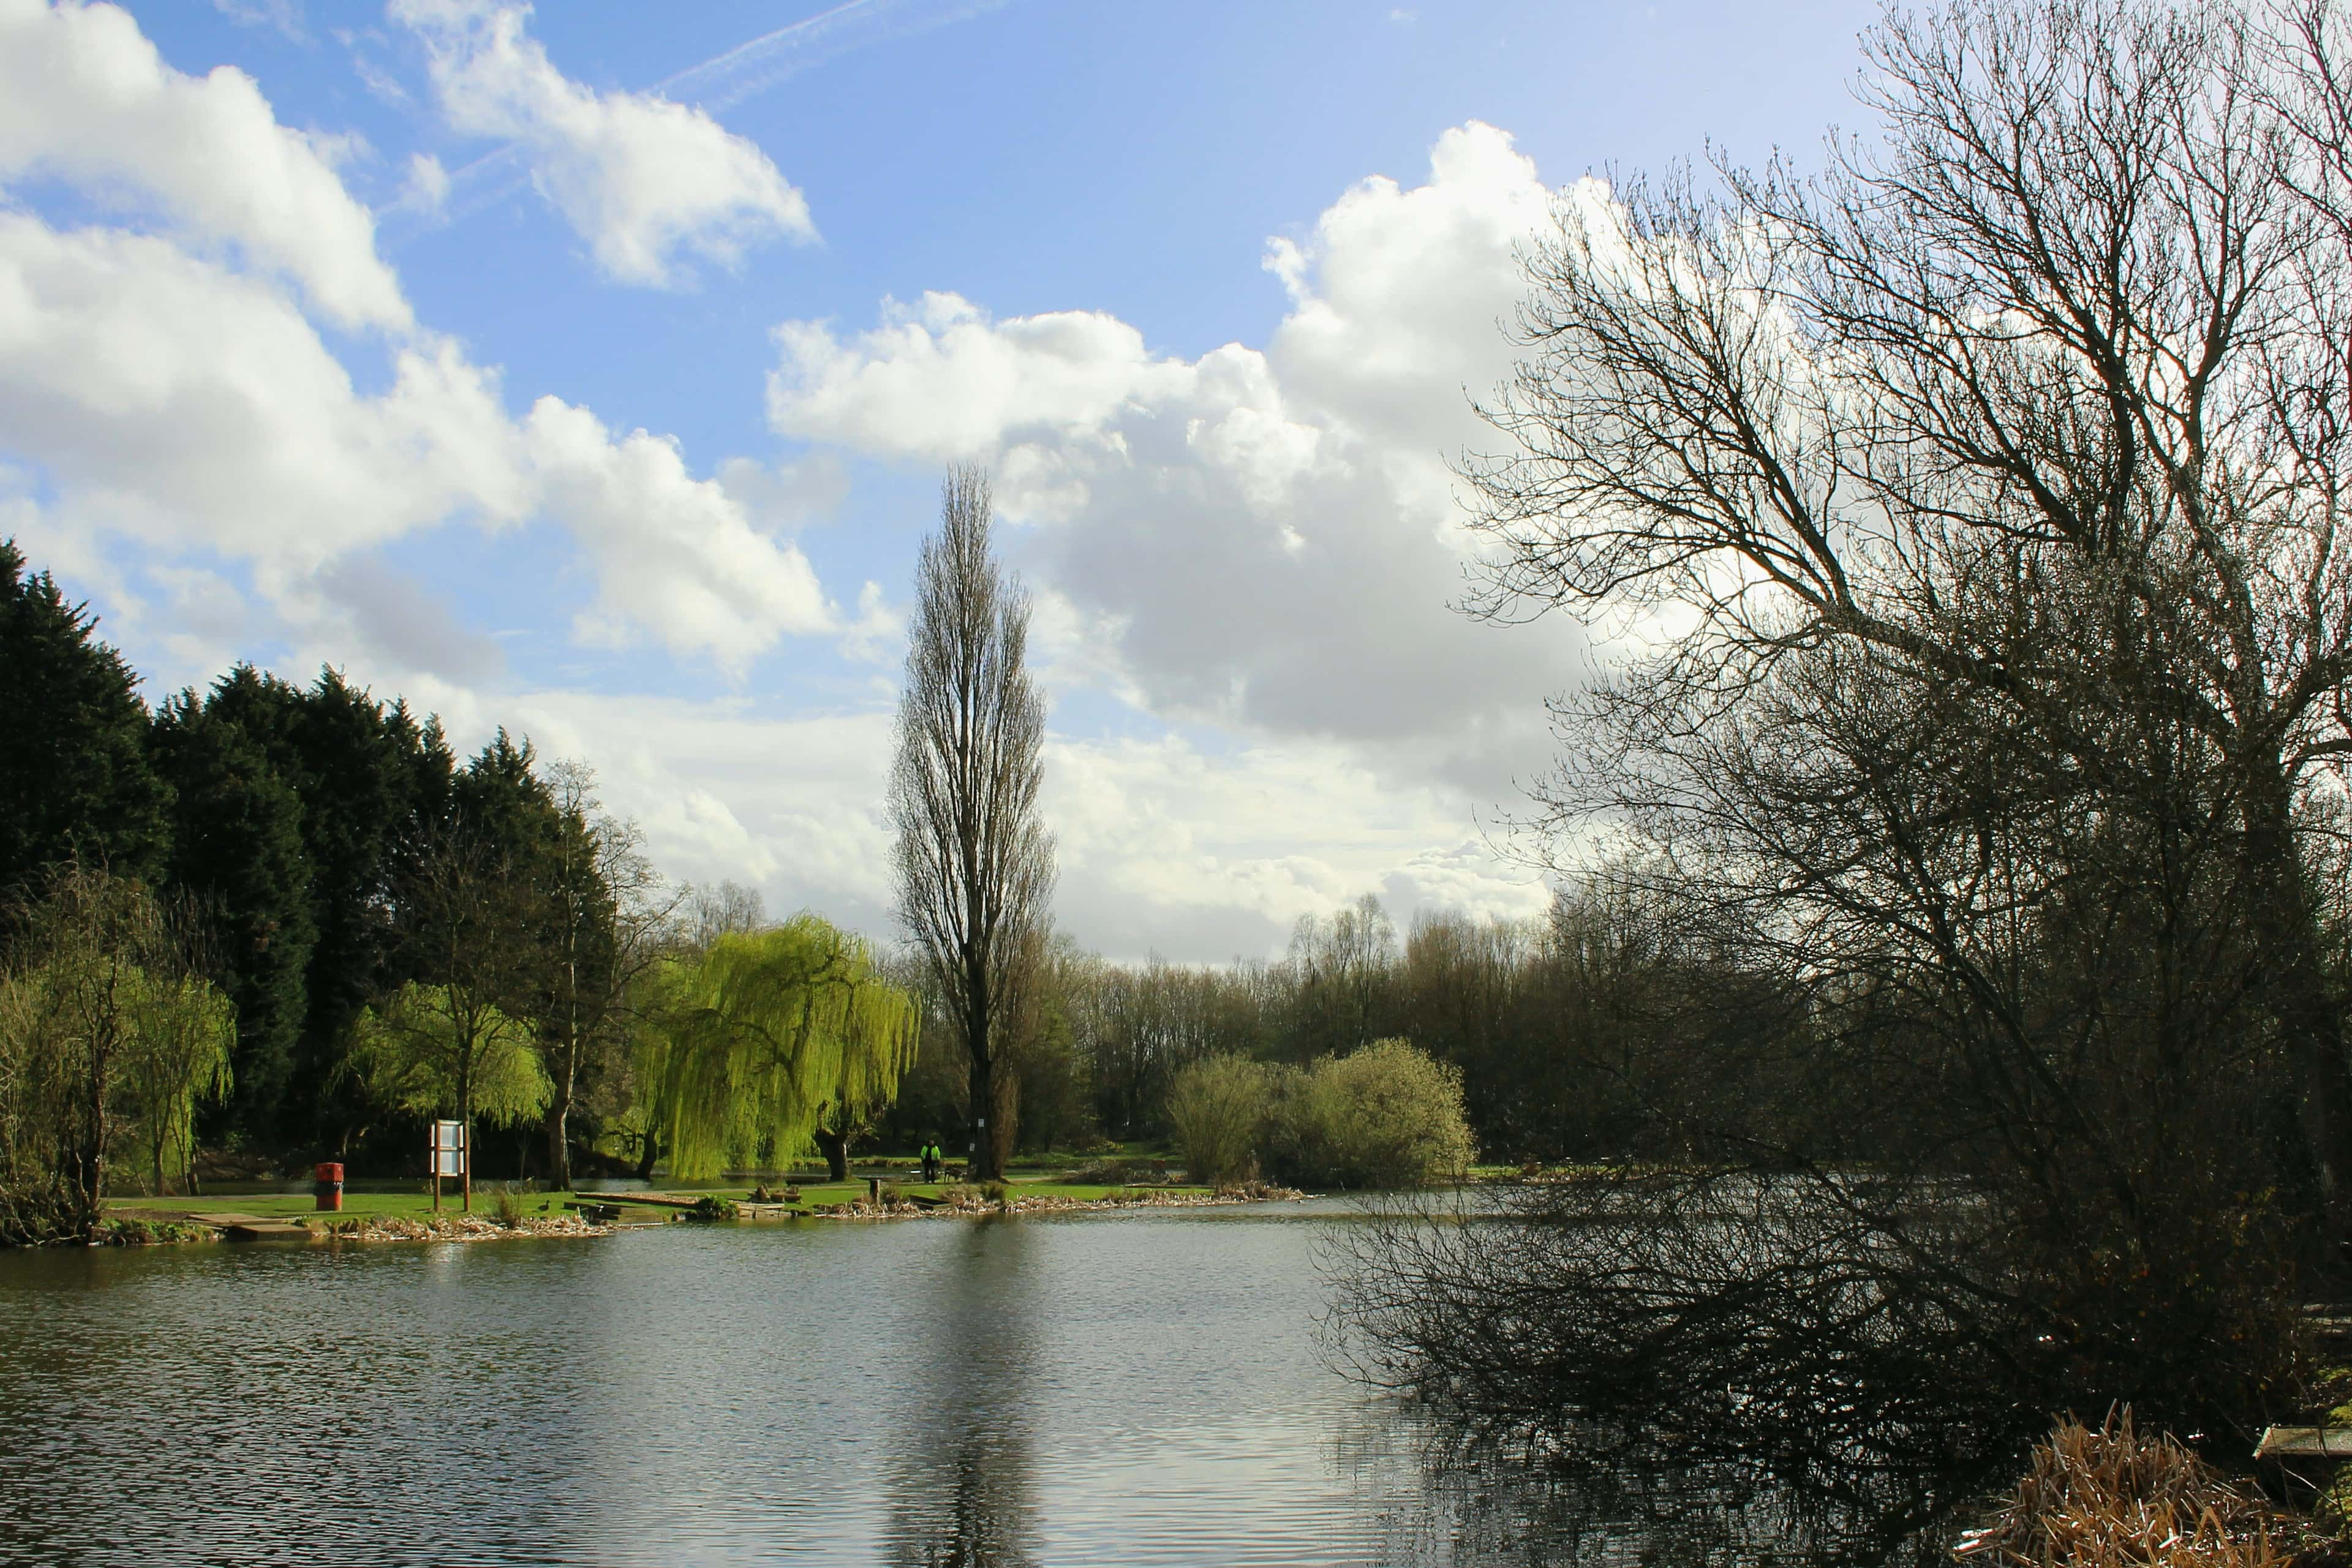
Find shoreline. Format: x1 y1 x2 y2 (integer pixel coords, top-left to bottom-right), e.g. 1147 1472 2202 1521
85 1183 1312 1246
806 1185 1307 1219
97 1210 616 1245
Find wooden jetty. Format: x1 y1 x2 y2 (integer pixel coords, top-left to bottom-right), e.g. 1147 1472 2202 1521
2254 1303 2352 1462
2256 1427 2352 1461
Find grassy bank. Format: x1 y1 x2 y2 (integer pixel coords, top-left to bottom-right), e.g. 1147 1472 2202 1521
104 1176 1223 1228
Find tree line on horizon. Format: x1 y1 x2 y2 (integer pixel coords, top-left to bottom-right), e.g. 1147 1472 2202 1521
875 884 1787 1173
0 539 937 1238
0 534 1582 1237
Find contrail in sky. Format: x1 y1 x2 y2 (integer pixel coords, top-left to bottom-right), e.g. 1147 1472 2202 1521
658 0 1015 112
413 0 1015 234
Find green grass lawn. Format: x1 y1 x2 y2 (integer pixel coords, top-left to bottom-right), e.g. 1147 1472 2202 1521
105 1175 1215 1225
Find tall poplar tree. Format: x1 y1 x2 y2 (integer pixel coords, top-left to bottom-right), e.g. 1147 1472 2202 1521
889 467 1055 1182
537 761 671 1190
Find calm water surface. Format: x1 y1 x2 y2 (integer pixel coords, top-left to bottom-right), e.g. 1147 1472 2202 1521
0 1200 1940 1566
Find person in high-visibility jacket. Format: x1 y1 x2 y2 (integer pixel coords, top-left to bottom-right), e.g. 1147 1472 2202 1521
919 1139 942 1184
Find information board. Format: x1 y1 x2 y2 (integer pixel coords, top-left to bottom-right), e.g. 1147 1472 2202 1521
431 1119 466 1177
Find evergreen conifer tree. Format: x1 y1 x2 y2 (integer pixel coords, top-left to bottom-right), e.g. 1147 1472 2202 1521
151 692 315 1139
289 679 454 1147
0 541 169 900
200 667 454 1147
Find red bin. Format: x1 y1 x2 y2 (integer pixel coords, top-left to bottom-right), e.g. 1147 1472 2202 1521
314 1161 344 1212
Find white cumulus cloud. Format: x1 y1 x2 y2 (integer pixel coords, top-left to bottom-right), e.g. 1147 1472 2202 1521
768 123 1586 801
325 682 1547 962
524 399 832 668
0 210 839 667
0 1 848 671
1044 731 1547 960
393 0 815 286
771 292 1191 464
0 0 408 330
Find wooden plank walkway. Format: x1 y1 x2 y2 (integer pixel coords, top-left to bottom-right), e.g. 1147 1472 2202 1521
2256 1427 2352 1461
2260 1304 2352 1462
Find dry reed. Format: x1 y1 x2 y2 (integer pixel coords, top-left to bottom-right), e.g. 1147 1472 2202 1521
1956 1411 2282 1567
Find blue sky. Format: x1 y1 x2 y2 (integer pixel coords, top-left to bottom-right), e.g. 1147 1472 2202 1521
1 0 1877 959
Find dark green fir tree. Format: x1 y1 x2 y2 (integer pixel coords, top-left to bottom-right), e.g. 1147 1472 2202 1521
0 540 170 901
151 692 315 1139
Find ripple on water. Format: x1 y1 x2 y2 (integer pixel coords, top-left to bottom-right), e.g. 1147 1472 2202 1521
0 1202 1940 1566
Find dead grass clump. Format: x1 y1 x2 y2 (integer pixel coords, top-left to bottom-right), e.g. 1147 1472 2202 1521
1216 1179 1305 1201
1956 1410 2280 1566
322 1213 609 1242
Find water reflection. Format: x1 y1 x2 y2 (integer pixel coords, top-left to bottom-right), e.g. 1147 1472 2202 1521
1342 1411 1967 1567
0 1202 1976 1565
884 1218 1039 1567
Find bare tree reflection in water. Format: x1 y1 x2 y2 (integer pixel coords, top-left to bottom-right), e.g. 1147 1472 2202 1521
885 1219 1039 1568
1324 1183 2021 1566
1331 1408 1976 1567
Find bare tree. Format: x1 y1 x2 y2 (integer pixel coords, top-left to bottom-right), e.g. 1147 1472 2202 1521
1466 0 2352 1229
684 880 766 952
1284 893 1398 1058
1323 0 2352 1452
364 834 548 1210
538 761 679 1192
891 466 1056 1183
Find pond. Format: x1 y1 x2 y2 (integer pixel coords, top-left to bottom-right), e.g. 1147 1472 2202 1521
0 1199 1951 1566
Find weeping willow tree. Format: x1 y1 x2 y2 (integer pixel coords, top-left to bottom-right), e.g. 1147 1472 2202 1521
647 914 918 1182
121 970 235 1197
0 868 239 1242
350 982 552 1207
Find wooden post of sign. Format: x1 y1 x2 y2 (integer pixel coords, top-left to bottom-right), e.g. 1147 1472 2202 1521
431 1120 441 1213
461 1118 470 1213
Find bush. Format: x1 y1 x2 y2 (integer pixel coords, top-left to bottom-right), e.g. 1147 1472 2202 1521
95 1216 211 1245
1272 1039 1476 1189
491 1187 524 1229
684 1195 738 1223
1163 1039 1476 1191
1166 1055 1273 1187
0 1189 90 1248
